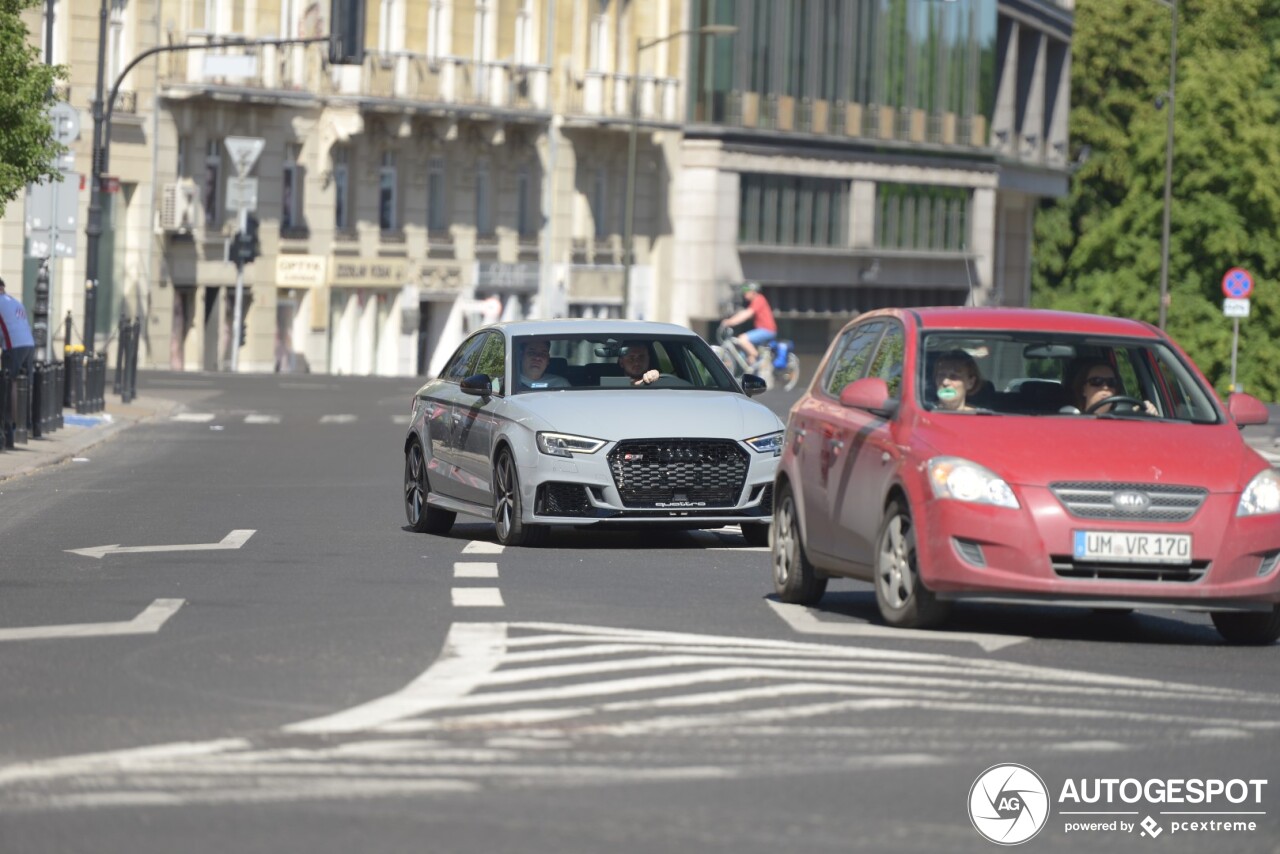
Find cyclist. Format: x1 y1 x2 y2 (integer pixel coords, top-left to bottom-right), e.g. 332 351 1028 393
719 281 777 371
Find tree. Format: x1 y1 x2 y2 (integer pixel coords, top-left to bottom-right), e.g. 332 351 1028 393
0 0 67 214
1033 0 1280 401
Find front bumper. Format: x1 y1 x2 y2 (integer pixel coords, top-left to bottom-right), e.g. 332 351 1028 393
915 487 1280 608
518 439 778 527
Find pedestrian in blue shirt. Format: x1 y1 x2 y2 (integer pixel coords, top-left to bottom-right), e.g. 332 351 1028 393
0 277 36 446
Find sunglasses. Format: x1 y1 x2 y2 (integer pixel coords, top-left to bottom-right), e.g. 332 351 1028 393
1086 376 1119 389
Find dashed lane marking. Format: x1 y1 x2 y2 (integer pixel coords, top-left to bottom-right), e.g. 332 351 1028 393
319 414 358 424
454 562 499 579
452 588 506 608
462 541 505 555
170 413 215 423
243 414 281 424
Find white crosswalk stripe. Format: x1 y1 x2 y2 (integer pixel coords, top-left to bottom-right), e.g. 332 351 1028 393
2 621 1277 809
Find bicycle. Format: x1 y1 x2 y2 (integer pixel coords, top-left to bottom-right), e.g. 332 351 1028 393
714 326 801 391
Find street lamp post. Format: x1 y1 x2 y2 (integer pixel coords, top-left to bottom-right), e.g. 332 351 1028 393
621 24 735 319
1154 0 1177 330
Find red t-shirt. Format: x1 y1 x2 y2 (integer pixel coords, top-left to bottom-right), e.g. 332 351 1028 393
749 292 777 333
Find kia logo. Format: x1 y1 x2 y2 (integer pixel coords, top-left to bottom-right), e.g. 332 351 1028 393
1113 490 1150 512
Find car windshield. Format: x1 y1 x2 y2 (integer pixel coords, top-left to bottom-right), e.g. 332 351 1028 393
918 332 1222 423
511 334 740 393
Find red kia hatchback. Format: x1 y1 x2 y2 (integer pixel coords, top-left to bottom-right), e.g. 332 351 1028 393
771 307 1280 644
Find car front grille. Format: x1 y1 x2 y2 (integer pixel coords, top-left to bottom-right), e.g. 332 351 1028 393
1049 481 1207 522
1051 556 1209 583
607 439 749 509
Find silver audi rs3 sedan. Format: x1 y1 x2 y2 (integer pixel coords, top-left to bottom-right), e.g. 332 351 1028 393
403 320 785 546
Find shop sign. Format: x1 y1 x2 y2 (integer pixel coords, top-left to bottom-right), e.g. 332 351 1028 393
329 258 408 288
275 254 327 288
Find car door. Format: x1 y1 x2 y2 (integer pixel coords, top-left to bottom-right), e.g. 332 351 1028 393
827 321 907 570
451 332 507 506
797 321 884 561
426 333 488 500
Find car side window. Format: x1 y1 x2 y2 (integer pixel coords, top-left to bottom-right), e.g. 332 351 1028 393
442 335 487 383
821 322 883 397
866 323 905 399
474 333 507 390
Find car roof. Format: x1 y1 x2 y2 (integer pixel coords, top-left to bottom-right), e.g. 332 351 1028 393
490 319 700 338
860 306 1163 339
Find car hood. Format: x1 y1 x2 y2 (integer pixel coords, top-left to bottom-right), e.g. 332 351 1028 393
509 390 784 441
914 414 1260 491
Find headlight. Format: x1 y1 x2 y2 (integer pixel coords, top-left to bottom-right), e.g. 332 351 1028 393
927 456 1019 509
1238 469 1280 517
745 430 784 455
536 431 606 458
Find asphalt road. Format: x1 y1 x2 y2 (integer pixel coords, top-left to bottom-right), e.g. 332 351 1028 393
0 372 1277 854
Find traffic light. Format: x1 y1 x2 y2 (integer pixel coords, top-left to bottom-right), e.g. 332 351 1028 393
234 214 260 265
329 0 366 66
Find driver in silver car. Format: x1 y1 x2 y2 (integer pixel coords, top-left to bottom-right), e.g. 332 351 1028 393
617 341 661 386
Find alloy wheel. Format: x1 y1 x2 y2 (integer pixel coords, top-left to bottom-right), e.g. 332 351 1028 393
878 513 913 610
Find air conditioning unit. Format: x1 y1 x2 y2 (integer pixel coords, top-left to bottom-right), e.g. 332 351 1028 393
159 180 199 233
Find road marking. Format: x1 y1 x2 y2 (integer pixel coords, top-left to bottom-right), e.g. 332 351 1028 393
765 599 1029 652
66 529 256 560
684 528 768 551
463 541 505 555
319 414 357 424
171 413 215 423
454 562 498 579
286 622 508 734
452 588 505 608
243 414 281 424
391 414 412 426
0 599 184 643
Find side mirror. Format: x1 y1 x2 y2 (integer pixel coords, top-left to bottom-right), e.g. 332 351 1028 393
1227 392 1269 427
839 377 897 416
460 374 492 397
741 373 767 397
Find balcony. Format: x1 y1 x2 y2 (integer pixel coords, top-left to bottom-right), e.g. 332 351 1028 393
568 71 682 124
158 32 552 115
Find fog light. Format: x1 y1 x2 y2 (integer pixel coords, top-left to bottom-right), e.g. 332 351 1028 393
1259 551 1280 578
953 538 987 567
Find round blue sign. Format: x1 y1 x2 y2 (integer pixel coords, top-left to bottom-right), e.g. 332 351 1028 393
1222 267 1254 299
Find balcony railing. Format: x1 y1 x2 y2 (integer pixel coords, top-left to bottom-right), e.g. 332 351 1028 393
159 33 551 113
568 71 682 123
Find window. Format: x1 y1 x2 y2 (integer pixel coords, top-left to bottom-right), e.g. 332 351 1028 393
333 147 350 231
474 160 492 236
428 157 448 233
822 322 884 397
867 324 905 399
202 140 220 226
514 0 535 65
588 3 608 72
474 333 507 387
282 143 302 229
379 151 398 230
592 168 607 239
427 0 450 59
738 174 849 248
875 183 970 252
442 334 488 382
516 166 535 237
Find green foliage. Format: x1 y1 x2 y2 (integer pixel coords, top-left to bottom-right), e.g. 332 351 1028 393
1033 0 1280 401
0 0 67 214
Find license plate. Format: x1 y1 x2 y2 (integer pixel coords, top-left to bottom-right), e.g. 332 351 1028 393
1073 531 1192 565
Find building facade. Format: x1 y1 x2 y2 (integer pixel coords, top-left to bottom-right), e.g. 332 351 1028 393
4 0 1072 376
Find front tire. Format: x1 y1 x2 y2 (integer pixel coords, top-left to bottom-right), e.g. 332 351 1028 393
493 449 549 547
779 353 801 391
771 484 827 604
874 500 949 628
1212 606 1280 645
404 440 455 534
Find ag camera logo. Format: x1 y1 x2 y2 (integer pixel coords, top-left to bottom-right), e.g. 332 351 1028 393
969 764 1051 845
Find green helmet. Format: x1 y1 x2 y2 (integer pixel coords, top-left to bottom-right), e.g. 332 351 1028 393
740 281 760 296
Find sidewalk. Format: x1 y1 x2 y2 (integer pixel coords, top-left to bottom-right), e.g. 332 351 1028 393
0 396 181 483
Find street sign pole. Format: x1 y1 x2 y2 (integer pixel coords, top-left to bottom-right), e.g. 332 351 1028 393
230 205 247 372
1230 317 1240 393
